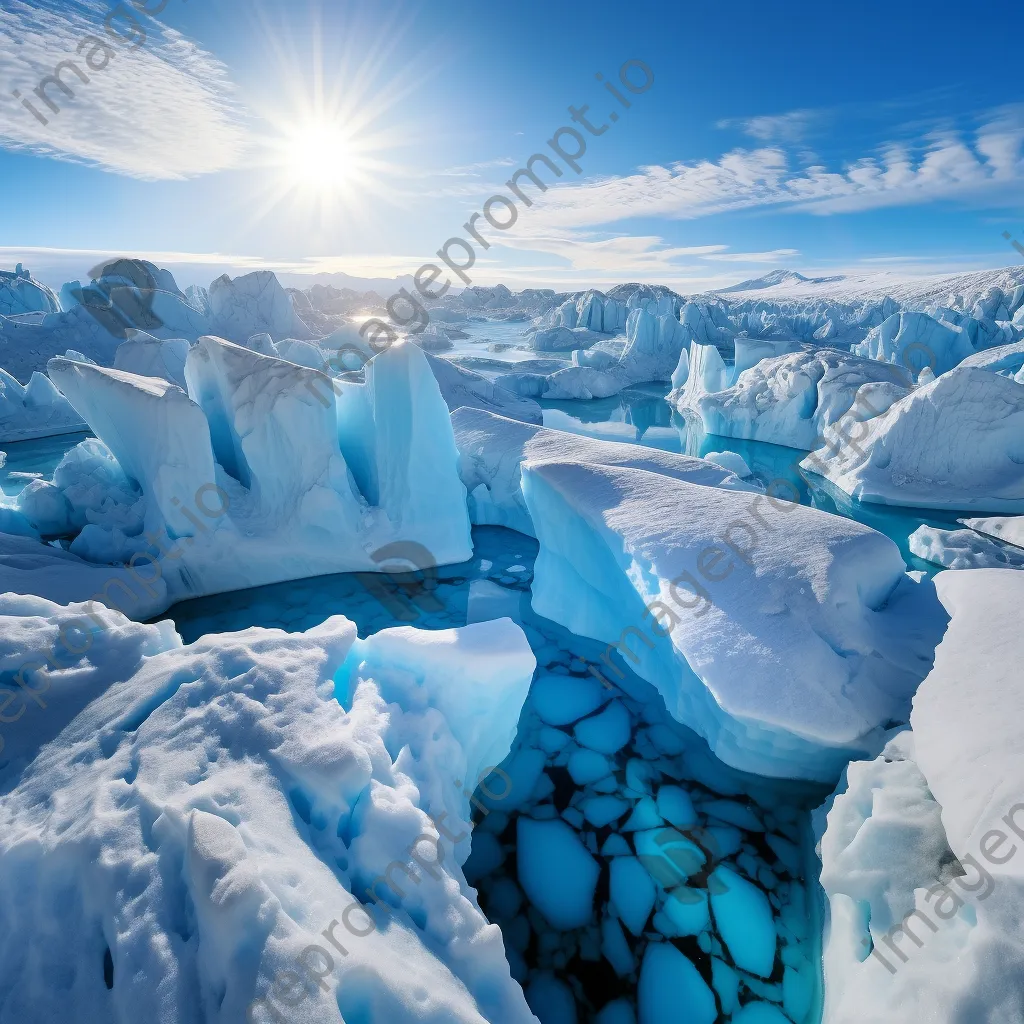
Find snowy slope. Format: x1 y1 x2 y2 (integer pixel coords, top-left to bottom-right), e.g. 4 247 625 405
707 265 1024 308
817 569 1024 1024
0 597 537 1023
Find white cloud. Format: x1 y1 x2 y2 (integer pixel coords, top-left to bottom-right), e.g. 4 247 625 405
0 0 247 178
719 109 817 143
524 110 1024 229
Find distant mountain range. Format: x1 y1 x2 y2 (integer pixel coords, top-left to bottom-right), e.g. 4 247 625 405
716 269 848 293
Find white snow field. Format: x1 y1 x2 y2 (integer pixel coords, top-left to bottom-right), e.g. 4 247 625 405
816 569 1024 1024
801 367 1024 513
520 459 944 783
0 596 537 1023
0 339 471 614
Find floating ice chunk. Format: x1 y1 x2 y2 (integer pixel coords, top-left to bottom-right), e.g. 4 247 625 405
48 356 218 537
909 524 1024 569
601 916 635 976
568 748 612 785
655 785 697 828
0 601 536 1023
113 331 190 388
531 673 609 726
709 866 777 977
452 407 749 537
731 1003 792 1024
582 795 630 827
703 449 752 478
671 346 910 451
960 513 1024 550
803 367 1024 512
526 973 577 1024
522 459 944 781
711 957 740 1014
623 797 664 831
657 887 709 936
638 943 716 1024
421 350 543 424
517 817 600 929
595 999 636 1024
610 856 657 935
816 569 1024 1020
574 700 632 754
467 579 524 623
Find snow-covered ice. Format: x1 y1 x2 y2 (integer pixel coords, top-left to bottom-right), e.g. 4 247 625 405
0 595 537 1023
816 568 1024 1024
452 407 749 537
671 345 910 452
521 459 944 782
801 366 1024 512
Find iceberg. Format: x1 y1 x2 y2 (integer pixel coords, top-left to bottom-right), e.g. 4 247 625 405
0 263 59 315
0 261 210 383
208 270 315 342
520 459 944 781
9 341 471 616
113 330 190 388
421 351 542 424
0 594 537 1023
909 524 1024 569
670 345 911 452
0 367 86 442
801 367 1024 512
854 311 974 377
816 569 1024 1023
452 407 749 537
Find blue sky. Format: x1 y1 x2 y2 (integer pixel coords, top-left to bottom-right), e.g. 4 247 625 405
1 0 1023 290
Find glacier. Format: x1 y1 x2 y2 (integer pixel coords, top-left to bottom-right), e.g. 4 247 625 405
4 256 1024 1024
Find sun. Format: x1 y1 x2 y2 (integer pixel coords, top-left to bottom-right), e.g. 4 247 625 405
283 118 354 193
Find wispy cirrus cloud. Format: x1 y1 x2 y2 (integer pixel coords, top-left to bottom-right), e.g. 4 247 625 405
0 0 248 179
524 107 1024 230
718 109 818 143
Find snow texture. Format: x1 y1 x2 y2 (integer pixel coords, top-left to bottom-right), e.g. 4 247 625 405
452 407 749 538
0 596 537 1023
816 569 1024 1024
520 459 944 782
671 345 910 452
802 366 1024 513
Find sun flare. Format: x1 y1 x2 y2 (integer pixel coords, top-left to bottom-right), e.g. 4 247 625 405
283 118 354 193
